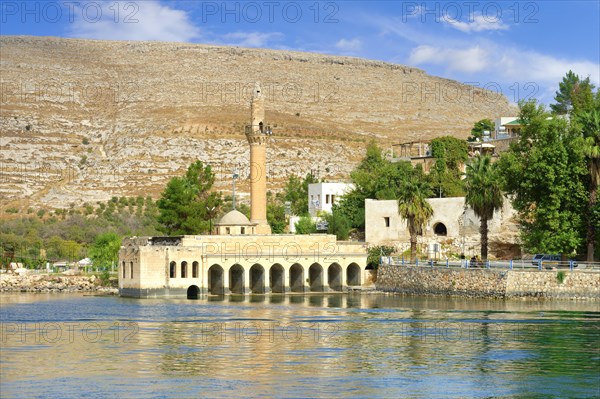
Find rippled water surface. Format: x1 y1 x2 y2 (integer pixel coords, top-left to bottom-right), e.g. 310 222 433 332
1 293 599 398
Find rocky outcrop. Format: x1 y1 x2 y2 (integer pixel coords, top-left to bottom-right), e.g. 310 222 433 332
0 273 118 294
0 36 516 210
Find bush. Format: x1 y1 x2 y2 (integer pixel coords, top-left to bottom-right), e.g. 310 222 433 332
367 245 396 269
295 216 316 234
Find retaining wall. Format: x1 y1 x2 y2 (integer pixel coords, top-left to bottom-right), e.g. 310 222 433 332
376 265 600 300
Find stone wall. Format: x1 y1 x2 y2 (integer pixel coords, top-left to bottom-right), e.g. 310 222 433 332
0 273 118 294
376 265 600 300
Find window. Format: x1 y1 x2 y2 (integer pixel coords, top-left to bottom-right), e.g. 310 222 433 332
192 261 198 278
122 261 126 278
331 195 335 205
181 261 188 278
226 227 231 234
384 217 390 227
169 261 176 278
326 194 330 204
241 227 245 234
130 262 134 279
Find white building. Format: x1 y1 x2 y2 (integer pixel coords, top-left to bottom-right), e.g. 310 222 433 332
308 182 355 217
493 117 518 139
365 197 519 259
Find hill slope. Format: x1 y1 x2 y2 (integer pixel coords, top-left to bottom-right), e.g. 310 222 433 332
0 36 515 209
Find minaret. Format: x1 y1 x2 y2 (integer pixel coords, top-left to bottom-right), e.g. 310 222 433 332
245 83 272 234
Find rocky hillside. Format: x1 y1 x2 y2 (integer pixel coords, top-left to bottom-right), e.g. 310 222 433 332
0 36 515 210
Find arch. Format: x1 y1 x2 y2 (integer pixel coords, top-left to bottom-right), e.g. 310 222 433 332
192 261 199 278
327 263 342 291
347 263 361 286
289 263 304 293
229 264 245 294
208 264 224 295
169 261 176 278
250 264 265 294
309 263 324 292
434 222 447 236
270 264 285 293
187 285 200 300
181 261 188 278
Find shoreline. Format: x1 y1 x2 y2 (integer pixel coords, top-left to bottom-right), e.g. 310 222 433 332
0 273 118 294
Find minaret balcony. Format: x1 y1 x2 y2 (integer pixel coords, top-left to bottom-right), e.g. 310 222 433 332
245 124 273 136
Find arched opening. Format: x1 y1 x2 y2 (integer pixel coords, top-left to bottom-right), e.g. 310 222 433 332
192 261 199 278
289 263 304 293
270 264 285 293
434 222 447 236
208 264 224 295
181 261 188 278
169 261 176 278
327 263 342 291
347 263 361 286
187 285 200 300
249 264 265 294
122 261 126 278
309 263 324 292
229 264 245 294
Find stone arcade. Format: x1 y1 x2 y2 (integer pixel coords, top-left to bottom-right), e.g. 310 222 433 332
118 83 369 298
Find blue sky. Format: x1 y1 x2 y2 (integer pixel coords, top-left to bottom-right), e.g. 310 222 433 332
1 0 599 105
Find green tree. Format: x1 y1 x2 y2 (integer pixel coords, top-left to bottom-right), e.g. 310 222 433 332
156 161 222 235
498 100 588 258
397 178 433 262
336 141 416 230
266 191 286 234
88 232 121 269
324 208 351 240
428 136 468 197
469 118 494 141
283 173 318 216
550 70 595 115
464 155 504 261
294 215 317 234
575 108 600 261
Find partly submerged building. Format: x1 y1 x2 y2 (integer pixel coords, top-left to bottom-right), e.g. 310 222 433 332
118 84 369 298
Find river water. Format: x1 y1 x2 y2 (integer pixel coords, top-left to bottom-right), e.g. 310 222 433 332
1 293 598 399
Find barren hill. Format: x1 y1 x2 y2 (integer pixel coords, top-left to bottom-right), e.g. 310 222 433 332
0 36 515 210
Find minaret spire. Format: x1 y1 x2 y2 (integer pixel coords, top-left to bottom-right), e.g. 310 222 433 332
245 82 272 234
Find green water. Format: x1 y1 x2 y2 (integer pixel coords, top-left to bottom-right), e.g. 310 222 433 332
1 293 598 398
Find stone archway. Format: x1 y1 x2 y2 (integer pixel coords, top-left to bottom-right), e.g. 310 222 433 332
250 264 265 294
289 263 304 293
346 263 361 286
270 264 285 293
434 222 447 236
187 285 200 299
208 264 224 295
309 263 324 292
327 263 342 291
229 264 245 294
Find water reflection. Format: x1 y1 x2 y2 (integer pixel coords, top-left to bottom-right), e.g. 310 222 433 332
1 293 598 399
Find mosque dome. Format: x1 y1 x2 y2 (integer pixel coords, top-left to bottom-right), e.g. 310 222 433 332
216 210 254 226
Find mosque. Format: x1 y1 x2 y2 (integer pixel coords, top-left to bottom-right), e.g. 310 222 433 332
118 84 369 298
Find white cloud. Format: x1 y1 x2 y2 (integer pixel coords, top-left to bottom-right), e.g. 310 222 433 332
219 32 283 48
70 1 200 42
409 45 490 73
444 13 509 33
335 38 362 52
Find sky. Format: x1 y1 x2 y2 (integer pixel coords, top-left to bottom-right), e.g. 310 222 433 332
1 0 599 105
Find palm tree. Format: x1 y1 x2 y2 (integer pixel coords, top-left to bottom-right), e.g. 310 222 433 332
464 155 504 261
577 109 600 261
398 179 433 263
